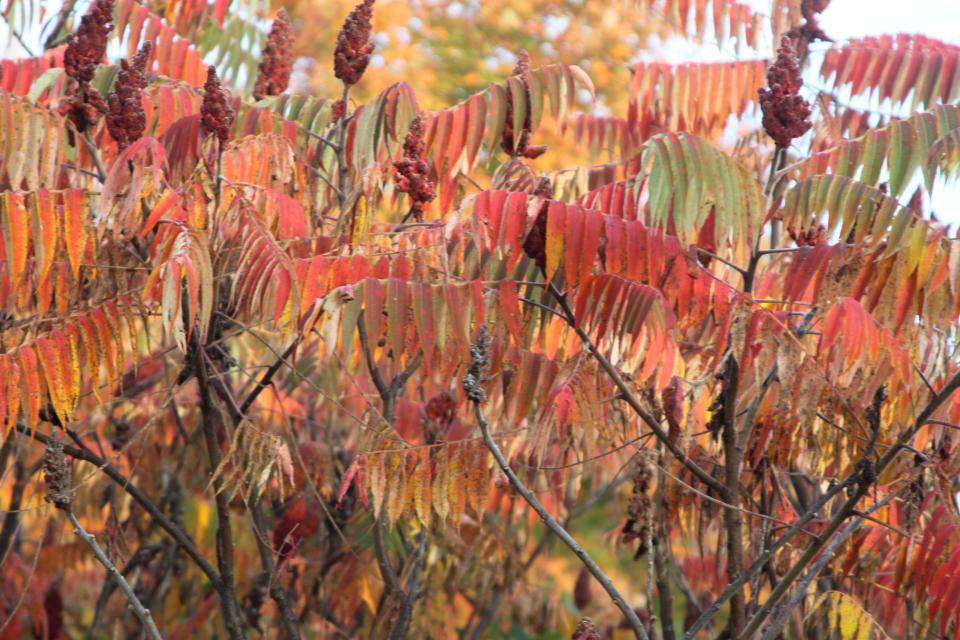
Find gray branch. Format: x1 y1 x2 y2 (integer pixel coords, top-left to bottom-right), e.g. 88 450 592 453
759 498 892 640
67 510 164 640
471 401 650 640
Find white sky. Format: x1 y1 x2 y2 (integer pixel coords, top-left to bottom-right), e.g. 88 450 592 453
652 0 960 224
794 0 960 224
816 0 960 45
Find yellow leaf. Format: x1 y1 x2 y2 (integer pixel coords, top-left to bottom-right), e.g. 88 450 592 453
412 448 432 527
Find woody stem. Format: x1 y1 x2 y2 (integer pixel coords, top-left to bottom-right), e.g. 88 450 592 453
471 400 650 640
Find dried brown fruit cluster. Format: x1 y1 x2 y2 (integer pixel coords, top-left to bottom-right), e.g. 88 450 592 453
621 455 654 559
706 358 735 440
393 116 436 221
253 9 295 100
758 37 812 149
463 327 491 403
521 177 552 270
60 0 114 132
501 51 547 159
106 43 152 151
661 375 683 444
201 66 234 144
334 0 375 86
571 618 601 640
43 435 72 511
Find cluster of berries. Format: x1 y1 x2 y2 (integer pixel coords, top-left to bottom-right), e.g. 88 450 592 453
393 116 436 221
758 37 812 149
59 0 114 133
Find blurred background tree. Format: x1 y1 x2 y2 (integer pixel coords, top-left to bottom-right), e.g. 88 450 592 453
286 0 653 110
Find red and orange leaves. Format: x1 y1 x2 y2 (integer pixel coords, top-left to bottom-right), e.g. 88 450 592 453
273 494 321 560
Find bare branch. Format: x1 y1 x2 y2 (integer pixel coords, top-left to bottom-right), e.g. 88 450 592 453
67 510 164 640
15 423 222 589
463 333 649 640
545 282 726 495
195 349 247 639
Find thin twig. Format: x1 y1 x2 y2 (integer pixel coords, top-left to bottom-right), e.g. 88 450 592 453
389 533 426 640
720 356 745 636
67 510 164 640
43 0 77 50
355 309 423 639
696 248 746 274
249 500 301 640
735 369 960 639
653 445 675 640
373 512 403 596
0 456 30 563
89 543 165 636
471 400 649 640
758 496 893 640
7 23 36 56
239 337 302 415
546 282 726 495
756 247 802 256
195 349 247 640
15 423 222 588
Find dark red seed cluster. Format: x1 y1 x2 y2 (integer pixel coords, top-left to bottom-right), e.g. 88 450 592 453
106 43 152 150
60 86 108 132
425 391 456 426
393 116 436 221
333 0 375 86
63 0 113 84
423 390 456 444
60 0 114 132
501 51 547 159
521 177 551 271
758 37 812 149
253 9 296 100
201 66 234 144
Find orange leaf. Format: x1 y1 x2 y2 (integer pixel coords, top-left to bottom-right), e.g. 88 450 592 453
2 192 29 288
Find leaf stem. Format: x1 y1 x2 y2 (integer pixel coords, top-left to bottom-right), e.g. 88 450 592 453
79 129 107 184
